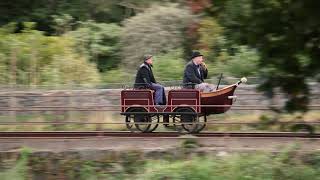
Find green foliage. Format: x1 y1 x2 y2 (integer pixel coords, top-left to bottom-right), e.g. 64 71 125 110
153 49 185 81
181 138 199 149
194 17 260 78
0 23 100 86
197 17 224 60
102 49 186 85
121 4 194 68
0 148 31 180
221 0 320 112
139 152 320 180
40 51 101 86
67 21 122 72
0 0 179 34
221 0 253 44
79 161 99 180
213 45 260 77
2 149 320 179
51 14 75 35
290 123 315 134
102 68 133 84
0 0 141 33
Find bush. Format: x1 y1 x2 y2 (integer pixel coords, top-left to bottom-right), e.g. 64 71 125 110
121 4 194 68
67 21 122 72
213 45 260 77
152 49 185 81
139 152 320 180
102 68 133 87
0 22 101 86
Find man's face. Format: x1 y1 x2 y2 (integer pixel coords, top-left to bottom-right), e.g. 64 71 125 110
145 57 153 65
194 56 203 65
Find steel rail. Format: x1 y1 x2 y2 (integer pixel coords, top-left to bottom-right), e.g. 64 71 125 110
1 104 320 108
0 104 320 109
0 93 319 97
0 121 319 126
0 131 319 138
0 108 319 111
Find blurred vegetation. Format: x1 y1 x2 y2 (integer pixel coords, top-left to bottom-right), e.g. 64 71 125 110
0 23 100 85
212 45 260 77
0 0 319 112
1 148 320 179
140 153 320 180
153 49 186 81
0 148 31 179
219 0 320 112
121 4 194 68
67 21 122 72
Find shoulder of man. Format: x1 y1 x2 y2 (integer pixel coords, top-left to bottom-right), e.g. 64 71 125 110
139 63 150 70
185 60 193 67
185 61 196 69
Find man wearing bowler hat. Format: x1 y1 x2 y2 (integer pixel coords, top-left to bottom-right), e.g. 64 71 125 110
134 55 166 105
183 51 214 92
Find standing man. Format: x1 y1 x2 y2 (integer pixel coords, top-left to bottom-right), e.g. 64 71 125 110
183 51 214 92
134 55 166 105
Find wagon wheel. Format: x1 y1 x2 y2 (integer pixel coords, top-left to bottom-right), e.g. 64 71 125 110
125 114 135 132
172 115 183 132
125 108 151 132
145 114 159 132
134 109 152 133
173 107 198 133
194 115 207 133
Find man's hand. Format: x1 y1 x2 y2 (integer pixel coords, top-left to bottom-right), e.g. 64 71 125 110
200 62 207 70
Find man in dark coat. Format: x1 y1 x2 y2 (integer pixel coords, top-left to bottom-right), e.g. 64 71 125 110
134 55 166 105
183 51 214 92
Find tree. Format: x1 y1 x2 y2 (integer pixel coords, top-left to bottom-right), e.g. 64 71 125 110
152 49 186 81
195 17 224 61
0 23 101 86
0 0 166 34
214 45 260 77
221 0 320 112
121 4 194 69
67 21 122 72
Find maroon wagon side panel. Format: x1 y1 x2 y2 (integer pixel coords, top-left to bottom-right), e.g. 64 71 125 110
166 89 201 113
121 90 155 112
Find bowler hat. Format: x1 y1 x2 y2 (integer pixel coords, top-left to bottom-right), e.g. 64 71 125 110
190 51 203 59
143 54 153 61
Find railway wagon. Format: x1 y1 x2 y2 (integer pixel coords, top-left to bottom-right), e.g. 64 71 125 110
120 78 247 133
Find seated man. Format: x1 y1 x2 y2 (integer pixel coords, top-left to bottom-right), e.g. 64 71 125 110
183 51 215 92
134 55 166 105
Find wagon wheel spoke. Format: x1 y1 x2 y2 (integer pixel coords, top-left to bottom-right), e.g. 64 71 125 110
125 108 151 133
177 108 199 133
134 113 151 133
141 114 159 133
172 115 183 132
182 118 199 133
194 115 207 133
125 114 136 132
172 108 199 133
148 115 160 132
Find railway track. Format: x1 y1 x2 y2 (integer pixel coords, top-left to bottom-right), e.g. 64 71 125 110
0 131 319 138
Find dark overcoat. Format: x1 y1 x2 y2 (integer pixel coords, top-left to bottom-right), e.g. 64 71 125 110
182 61 208 88
134 63 156 88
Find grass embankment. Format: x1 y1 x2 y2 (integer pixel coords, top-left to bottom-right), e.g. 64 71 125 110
1 147 320 179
